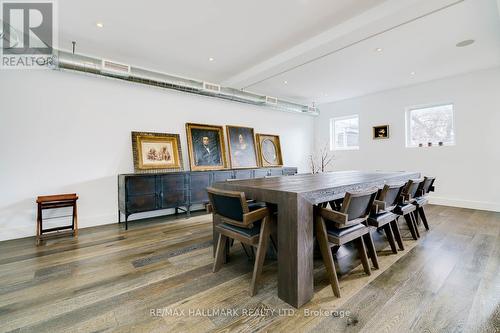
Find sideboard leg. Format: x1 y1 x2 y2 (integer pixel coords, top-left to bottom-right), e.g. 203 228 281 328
118 210 121 224
125 215 128 230
187 206 191 218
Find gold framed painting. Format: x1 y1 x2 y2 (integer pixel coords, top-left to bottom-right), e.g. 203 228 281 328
186 123 228 171
131 132 183 173
373 125 389 139
256 134 283 167
226 125 259 169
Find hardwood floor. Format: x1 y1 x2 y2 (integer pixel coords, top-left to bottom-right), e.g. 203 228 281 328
0 205 498 332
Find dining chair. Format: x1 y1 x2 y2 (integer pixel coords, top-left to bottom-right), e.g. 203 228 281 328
315 188 379 297
367 183 405 253
395 178 424 239
207 187 272 296
412 176 436 230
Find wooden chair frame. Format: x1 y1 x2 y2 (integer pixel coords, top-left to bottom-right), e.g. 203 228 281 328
207 187 272 296
315 188 379 298
397 179 424 240
370 183 406 252
412 176 436 231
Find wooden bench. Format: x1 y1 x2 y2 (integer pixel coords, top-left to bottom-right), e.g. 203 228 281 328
36 193 78 245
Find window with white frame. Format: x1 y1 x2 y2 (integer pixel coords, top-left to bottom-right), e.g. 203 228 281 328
330 115 359 150
406 104 455 147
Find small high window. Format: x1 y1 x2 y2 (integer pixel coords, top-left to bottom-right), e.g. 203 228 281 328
406 104 455 147
330 115 359 151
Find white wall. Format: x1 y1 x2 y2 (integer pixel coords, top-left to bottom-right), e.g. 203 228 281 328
315 67 500 212
0 70 314 241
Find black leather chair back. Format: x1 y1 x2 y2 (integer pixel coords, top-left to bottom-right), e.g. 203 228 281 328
342 188 378 220
211 194 244 221
405 179 424 200
379 183 405 206
207 187 248 223
421 177 436 195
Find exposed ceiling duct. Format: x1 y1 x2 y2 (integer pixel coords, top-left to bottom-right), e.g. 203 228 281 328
53 50 319 116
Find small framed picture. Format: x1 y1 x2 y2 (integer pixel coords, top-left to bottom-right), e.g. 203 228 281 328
131 132 183 173
186 123 228 171
373 125 389 139
256 134 283 167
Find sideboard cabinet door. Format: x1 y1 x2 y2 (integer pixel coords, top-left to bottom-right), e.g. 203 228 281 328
126 176 158 214
234 169 253 180
212 170 234 183
190 172 211 204
254 169 269 178
159 173 187 208
127 175 156 196
269 168 283 176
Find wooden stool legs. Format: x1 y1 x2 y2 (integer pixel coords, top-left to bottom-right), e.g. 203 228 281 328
73 203 78 238
36 204 42 246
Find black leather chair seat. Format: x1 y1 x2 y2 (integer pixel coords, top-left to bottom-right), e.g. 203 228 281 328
248 201 267 211
327 223 366 237
412 197 428 207
368 211 397 226
393 203 416 215
218 221 262 237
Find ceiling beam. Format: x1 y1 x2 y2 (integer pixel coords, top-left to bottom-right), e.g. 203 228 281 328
222 0 464 90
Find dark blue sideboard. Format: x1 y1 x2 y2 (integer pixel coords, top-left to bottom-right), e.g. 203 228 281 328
118 167 298 229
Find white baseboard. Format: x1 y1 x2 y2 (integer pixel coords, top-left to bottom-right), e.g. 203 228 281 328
0 206 208 242
429 196 500 212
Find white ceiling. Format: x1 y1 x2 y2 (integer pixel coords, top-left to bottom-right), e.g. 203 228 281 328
59 0 500 105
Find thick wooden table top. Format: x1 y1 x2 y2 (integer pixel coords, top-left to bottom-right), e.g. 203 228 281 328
218 171 420 205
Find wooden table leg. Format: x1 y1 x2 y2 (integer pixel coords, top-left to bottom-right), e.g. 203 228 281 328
277 194 314 308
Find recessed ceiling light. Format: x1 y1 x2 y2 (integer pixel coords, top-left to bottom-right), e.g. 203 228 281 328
96 22 104 28
208 57 214 62
456 39 475 47
284 80 288 84
410 71 416 76
375 47 383 52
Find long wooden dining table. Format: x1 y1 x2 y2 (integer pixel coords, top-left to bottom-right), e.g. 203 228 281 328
213 170 420 308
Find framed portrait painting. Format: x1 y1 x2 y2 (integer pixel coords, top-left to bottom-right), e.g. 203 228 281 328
226 125 258 169
373 125 389 139
256 134 283 167
131 132 183 173
186 123 228 171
